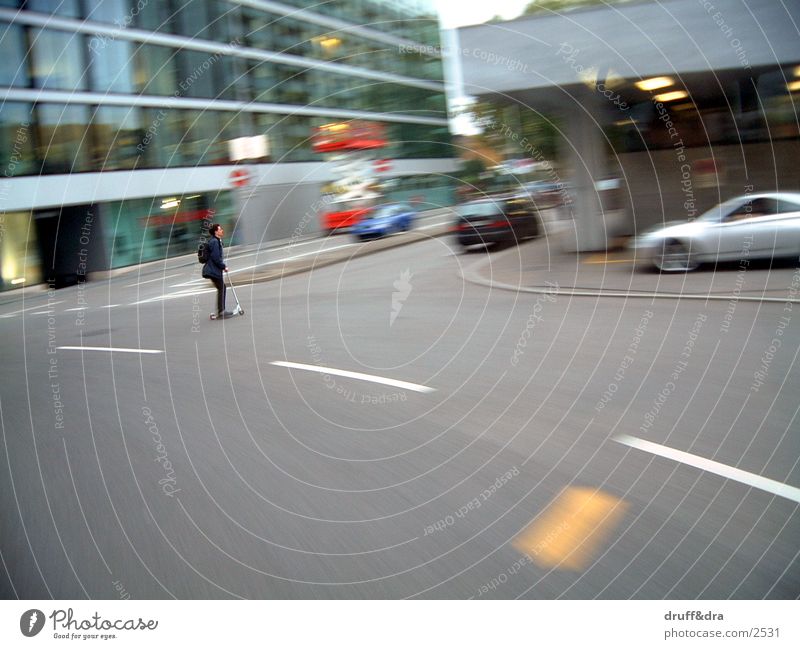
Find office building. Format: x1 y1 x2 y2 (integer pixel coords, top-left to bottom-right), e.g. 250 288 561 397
0 0 454 289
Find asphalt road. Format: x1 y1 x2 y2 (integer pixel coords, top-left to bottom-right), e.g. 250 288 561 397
1 232 798 599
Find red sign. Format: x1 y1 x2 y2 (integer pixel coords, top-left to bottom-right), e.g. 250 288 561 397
229 167 251 188
373 159 392 173
312 121 387 152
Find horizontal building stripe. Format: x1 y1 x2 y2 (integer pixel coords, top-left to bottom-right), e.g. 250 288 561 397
0 8 444 92
234 0 439 53
0 159 459 211
0 87 449 126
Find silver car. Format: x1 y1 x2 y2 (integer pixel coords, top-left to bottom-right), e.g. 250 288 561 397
631 192 800 271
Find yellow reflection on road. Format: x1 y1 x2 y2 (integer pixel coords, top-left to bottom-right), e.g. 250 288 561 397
512 487 628 571
583 253 635 264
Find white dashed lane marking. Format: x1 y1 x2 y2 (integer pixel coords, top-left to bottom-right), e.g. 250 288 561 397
613 434 800 504
271 361 437 394
57 346 163 354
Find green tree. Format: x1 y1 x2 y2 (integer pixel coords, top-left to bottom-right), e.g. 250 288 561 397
521 0 637 16
456 100 561 162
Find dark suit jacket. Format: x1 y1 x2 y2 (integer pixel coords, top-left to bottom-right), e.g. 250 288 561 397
202 236 225 279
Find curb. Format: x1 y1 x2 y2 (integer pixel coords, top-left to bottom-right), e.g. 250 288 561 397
459 241 800 304
231 223 452 286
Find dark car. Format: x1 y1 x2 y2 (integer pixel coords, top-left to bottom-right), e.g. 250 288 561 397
453 195 541 249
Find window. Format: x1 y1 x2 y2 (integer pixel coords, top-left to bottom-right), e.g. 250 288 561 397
458 202 501 218
179 109 217 164
144 193 211 260
215 56 239 100
777 199 800 214
103 198 162 268
253 113 323 162
241 7 279 50
35 103 91 173
240 7 442 80
0 23 30 87
177 49 218 99
134 44 177 96
88 37 135 94
138 107 184 167
0 211 41 291
140 108 230 167
207 110 250 165
84 0 128 25
30 28 87 90
171 0 232 43
726 198 780 221
103 192 232 268
0 102 36 176
388 122 452 158
26 0 80 17
249 61 312 105
90 105 143 170
133 0 171 32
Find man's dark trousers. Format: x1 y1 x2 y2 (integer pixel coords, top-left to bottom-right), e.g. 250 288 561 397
211 276 226 314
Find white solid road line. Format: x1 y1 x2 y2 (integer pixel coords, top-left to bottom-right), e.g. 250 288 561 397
125 273 183 287
271 361 436 394
0 301 65 318
57 346 163 354
132 288 215 305
613 434 800 504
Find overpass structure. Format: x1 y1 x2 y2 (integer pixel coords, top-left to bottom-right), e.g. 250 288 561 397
455 0 800 250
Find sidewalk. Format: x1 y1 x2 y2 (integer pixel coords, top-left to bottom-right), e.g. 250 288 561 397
110 206 454 282
0 208 454 304
461 234 798 302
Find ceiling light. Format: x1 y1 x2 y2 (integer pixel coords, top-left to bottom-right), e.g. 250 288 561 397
316 36 341 49
635 76 674 91
653 90 689 102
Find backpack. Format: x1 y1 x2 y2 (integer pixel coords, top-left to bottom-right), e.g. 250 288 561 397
198 240 209 264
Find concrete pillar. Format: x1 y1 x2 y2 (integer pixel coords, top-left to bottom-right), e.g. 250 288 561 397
561 100 608 252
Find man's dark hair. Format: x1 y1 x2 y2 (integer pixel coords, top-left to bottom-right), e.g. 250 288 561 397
209 223 221 236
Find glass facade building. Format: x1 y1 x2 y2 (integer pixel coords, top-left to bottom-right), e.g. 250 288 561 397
0 0 453 289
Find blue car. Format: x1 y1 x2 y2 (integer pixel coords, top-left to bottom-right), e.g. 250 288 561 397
351 203 416 240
